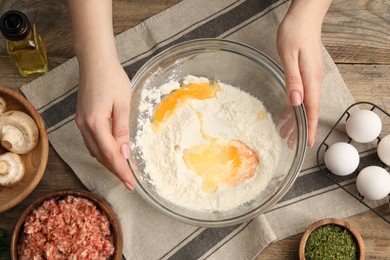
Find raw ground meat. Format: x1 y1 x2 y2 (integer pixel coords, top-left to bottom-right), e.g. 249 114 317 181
18 195 115 260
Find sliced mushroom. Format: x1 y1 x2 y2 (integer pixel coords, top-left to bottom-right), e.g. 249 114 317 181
0 152 25 186
0 97 6 114
0 110 39 154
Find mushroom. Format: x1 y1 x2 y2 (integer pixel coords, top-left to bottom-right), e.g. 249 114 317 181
0 97 6 114
0 152 25 186
0 110 39 154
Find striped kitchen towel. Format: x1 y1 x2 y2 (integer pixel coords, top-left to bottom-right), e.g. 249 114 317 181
21 0 388 259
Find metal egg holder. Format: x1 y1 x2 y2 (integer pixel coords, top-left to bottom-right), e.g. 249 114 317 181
316 101 390 224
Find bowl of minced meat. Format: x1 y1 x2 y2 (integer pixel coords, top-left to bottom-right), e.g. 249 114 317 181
11 190 123 260
128 39 308 227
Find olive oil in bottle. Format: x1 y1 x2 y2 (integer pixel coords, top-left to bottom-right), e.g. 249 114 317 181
0 10 48 76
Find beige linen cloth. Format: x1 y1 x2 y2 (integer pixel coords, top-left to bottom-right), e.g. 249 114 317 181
21 0 387 259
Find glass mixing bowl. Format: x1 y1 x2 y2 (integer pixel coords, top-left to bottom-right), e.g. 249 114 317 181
129 39 307 227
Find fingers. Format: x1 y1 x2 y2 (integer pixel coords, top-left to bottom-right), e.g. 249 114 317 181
299 51 323 148
94 118 135 188
281 51 304 107
280 49 323 148
279 112 297 150
279 51 308 149
277 10 325 149
279 110 295 139
112 97 136 189
76 112 135 190
112 96 130 151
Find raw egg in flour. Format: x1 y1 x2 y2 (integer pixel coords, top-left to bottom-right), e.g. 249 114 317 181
183 139 259 193
346 110 382 143
377 134 390 166
151 80 260 193
356 166 390 201
152 81 220 132
324 142 359 176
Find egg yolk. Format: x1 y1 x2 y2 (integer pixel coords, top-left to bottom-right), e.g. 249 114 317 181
152 81 221 132
183 110 259 193
152 80 260 193
183 139 259 193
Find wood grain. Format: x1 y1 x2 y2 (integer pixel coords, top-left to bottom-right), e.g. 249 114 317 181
0 0 389 259
323 0 390 64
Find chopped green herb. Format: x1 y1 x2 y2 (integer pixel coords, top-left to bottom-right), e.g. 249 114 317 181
305 224 358 260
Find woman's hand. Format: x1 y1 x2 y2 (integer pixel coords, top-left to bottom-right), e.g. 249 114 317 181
75 57 135 190
68 0 135 189
277 0 332 148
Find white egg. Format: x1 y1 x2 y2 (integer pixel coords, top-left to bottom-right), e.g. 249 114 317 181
346 110 382 143
324 142 359 176
356 166 390 200
377 134 390 166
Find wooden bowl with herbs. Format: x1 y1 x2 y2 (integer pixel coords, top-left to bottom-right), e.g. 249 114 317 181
299 218 365 260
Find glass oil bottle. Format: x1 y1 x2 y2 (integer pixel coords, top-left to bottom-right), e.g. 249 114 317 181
0 10 48 76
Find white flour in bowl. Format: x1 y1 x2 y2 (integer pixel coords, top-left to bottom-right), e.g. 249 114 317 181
133 75 281 211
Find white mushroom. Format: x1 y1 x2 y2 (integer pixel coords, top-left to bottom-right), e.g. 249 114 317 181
0 110 39 154
0 152 25 186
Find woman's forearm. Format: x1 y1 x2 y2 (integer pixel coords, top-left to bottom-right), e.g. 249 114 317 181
68 0 118 66
287 0 333 29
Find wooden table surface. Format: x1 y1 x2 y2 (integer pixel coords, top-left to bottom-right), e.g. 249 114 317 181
0 0 389 259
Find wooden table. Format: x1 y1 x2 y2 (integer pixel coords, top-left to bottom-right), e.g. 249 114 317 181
0 0 389 259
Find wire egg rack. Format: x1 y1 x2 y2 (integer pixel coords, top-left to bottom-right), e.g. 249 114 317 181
316 101 390 224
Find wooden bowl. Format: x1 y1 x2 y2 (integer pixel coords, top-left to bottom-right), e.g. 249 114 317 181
0 85 49 212
299 218 365 260
11 189 123 260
